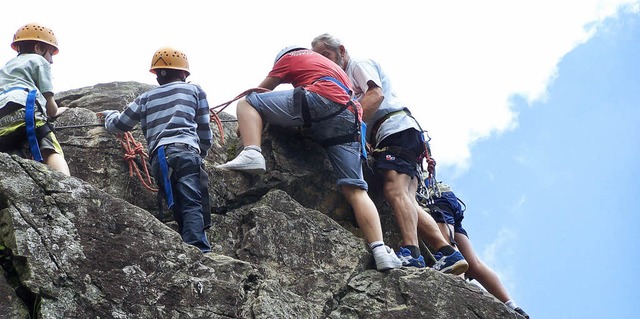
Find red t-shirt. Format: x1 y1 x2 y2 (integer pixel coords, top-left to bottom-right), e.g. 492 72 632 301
269 50 360 111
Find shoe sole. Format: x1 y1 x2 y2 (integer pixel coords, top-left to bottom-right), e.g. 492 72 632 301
396 254 426 269
216 165 266 175
377 263 402 271
401 261 426 268
440 260 469 275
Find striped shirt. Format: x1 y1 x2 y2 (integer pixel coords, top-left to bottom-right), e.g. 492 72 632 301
103 81 212 157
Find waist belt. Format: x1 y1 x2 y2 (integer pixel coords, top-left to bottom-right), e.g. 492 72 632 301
370 109 409 142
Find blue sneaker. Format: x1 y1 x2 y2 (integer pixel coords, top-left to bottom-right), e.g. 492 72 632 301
432 250 468 275
395 247 426 268
514 307 530 319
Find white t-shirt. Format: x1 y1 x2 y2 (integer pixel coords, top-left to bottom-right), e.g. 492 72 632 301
345 57 420 146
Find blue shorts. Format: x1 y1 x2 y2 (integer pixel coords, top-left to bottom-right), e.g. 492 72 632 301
246 90 367 190
372 128 422 178
427 191 468 237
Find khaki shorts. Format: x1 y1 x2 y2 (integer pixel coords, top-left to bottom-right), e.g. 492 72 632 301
0 120 64 156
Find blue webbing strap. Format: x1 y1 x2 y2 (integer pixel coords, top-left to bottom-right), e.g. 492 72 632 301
318 76 353 96
0 87 29 96
359 122 367 160
25 90 43 162
156 146 174 208
1 87 44 161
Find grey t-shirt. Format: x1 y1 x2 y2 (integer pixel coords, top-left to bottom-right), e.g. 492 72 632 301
0 53 53 122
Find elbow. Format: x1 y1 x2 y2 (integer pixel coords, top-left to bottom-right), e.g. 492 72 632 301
374 91 385 106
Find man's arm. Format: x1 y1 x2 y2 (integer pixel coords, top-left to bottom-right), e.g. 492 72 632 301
360 81 384 122
258 76 282 90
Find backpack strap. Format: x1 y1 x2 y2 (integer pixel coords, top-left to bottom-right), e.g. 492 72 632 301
316 76 367 160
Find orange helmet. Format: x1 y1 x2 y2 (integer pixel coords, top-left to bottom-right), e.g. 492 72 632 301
149 47 190 75
11 23 59 55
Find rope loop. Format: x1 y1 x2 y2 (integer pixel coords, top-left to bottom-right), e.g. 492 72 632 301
115 131 158 192
209 88 271 145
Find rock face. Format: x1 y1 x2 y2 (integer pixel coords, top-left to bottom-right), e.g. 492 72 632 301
0 82 522 318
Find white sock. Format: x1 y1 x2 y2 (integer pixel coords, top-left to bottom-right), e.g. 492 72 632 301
505 300 518 310
369 241 385 251
244 145 262 153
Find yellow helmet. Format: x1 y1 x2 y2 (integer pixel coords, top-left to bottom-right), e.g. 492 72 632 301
150 47 190 75
11 23 59 55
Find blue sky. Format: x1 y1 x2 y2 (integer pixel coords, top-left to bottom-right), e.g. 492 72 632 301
1 1 639 318
443 11 640 318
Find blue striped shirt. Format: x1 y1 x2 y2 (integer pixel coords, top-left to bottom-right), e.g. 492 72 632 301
103 81 212 157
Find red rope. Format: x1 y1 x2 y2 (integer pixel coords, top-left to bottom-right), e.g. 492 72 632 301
116 131 158 192
209 88 271 145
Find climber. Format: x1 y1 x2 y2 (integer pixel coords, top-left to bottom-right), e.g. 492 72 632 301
215 45 403 271
98 47 213 253
311 33 467 274
420 180 530 319
0 22 70 176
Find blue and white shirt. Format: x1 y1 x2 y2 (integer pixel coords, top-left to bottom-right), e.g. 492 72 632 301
103 81 212 157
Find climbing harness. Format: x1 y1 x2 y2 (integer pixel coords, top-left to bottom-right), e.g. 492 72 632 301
0 87 50 162
369 108 439 199
295 76 367 160
24 90 42 161
156 145 174 208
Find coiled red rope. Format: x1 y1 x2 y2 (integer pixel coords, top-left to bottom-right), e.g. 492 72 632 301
115 131 158 192
111 88 271 192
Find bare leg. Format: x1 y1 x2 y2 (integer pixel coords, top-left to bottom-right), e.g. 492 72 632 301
455 232 512 303
416 207 450 251
42 150 70 176
341 185 383 243
383 170 418 246
236 98 263 147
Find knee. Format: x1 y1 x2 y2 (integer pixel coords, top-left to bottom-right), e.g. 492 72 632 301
383 183 404 201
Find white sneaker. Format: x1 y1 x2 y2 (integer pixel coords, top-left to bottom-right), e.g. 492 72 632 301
216 149 266 174
372 245 403 271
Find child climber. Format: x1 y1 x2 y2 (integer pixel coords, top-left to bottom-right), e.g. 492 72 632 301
98 47 213 253
0 22 70 175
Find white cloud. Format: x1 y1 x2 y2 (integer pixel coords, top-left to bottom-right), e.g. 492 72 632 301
397 1 640 176
1 0 638 177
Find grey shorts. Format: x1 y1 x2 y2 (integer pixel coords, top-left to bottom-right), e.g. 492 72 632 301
246 89 367 190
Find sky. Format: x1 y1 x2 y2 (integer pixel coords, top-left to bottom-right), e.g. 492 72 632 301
1 1 639 318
